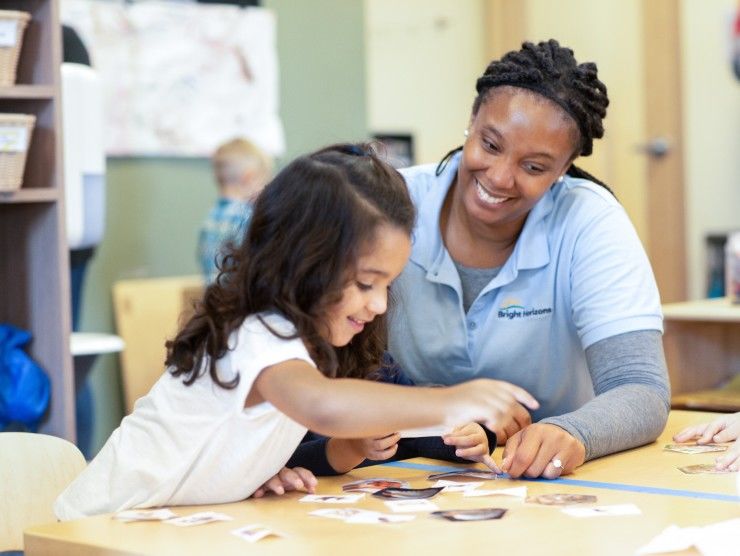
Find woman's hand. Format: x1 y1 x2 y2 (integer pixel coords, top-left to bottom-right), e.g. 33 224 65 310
443 422 500 472
501 423 585 479
251 466 317 498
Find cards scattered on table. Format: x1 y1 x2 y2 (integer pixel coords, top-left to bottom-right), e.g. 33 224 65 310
664 443 728 454
300 493 365 504
464 486 527 498
525 493 597 506
231 524 282 543
432 480 483 492
166 512 233 527
372 486 443 500
384 499 439 513
561 504 641 518
113 508 178 522
678 464 736 475
398 425 452 438
431 508 507 521
342 478 409 493
427 469 500 481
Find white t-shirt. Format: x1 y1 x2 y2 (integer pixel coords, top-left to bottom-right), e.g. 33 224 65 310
55 312 313 520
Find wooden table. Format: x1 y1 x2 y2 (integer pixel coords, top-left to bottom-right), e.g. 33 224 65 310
24 411 740 556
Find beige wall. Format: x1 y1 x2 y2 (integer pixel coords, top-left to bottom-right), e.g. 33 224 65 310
364 0 486 165
680 0 740 299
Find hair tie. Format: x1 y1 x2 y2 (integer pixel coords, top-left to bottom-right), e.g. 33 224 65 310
344 145 367 157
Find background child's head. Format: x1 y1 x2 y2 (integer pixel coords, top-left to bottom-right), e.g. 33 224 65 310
168 142 415 388
212 138 273 202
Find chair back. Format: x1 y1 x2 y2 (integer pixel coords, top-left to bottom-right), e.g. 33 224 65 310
113 275 204 413
0 432 86 551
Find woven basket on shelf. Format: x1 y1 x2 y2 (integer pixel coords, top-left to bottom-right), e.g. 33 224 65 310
0 10 31 87
0 113 35 191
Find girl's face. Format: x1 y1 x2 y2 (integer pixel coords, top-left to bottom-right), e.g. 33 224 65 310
325 223 411 347
457 87 578 235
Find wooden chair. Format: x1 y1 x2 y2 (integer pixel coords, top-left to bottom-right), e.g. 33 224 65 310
0 432 86 551
112 275 205 413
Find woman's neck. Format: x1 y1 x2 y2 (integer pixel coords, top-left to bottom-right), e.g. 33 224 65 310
440 179 525 268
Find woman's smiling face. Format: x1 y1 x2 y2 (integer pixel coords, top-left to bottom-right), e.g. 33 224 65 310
456 86 579 234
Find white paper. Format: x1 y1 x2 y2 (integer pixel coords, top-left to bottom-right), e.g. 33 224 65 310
433 480 483 492
398 425 452 438
562 504 641 518
231 524 281 543
464 486 527 498
0 126 29 153
384 499 439 513
637 519 740 555
113 508 178 522
0 20 18 47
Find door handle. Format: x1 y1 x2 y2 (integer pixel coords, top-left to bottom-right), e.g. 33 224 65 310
634 137 671 158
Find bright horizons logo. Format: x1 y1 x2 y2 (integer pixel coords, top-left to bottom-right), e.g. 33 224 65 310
498 302 552 320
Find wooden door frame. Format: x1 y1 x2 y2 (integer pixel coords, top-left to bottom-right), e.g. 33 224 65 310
483 0 688 302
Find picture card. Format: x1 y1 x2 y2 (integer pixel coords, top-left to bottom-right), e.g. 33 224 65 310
309 508 414 524
678 464 736 475
384 499 439 513
525 493 597 506
299 493 366 504
562 504 642 517
165 511 233 527
231 524 283 543
664 443 727 454
342 478 409 493
427 469 500 481
372 486 443 500
432 508 507 521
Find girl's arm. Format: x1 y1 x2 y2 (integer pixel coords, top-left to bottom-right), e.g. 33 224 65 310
253 359 538 439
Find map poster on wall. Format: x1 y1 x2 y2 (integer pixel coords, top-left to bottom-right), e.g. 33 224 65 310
61 0 284 157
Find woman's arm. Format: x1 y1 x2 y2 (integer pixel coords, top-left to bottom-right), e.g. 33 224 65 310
253 359 538 439
539 329 670 460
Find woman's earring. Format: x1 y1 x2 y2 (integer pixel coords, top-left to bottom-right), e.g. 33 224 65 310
463 129 469 138
557 175 565 183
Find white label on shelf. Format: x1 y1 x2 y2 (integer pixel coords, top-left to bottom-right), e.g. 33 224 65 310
0 20 18 47
0 126 29 152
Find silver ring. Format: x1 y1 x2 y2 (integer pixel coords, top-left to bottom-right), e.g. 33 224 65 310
551 458 563 469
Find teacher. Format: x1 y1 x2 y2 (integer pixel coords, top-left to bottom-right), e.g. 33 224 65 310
389 39 670 479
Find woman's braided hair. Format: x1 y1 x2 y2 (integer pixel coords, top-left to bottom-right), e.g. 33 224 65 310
438 39 612 192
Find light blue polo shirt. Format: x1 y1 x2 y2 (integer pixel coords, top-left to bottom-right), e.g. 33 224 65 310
389 153 663 422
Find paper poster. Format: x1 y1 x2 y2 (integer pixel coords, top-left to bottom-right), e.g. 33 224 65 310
60 0 284 157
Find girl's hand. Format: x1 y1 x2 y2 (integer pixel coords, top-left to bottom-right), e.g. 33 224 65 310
353 432 401 461
326 434 400 473
442 423 500 473
251 467 317 498
714 439 740 471
447 379 539 433
501 423 586 479
673 413 740 445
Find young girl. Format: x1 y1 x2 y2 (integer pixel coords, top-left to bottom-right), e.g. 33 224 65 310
55 143 538 520
673 412 740 471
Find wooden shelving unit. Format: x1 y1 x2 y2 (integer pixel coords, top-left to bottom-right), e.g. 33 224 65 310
0 0 74 440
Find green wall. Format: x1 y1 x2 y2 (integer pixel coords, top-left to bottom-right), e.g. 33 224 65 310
80 0 368 452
